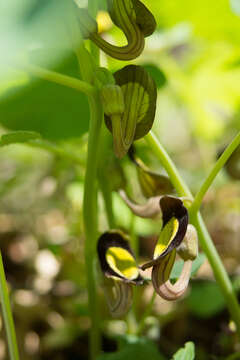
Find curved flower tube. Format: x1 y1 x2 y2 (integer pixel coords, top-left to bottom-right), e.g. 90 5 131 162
152 224 198 300
103 278 133 318
138 196 198 301
128 148 174 197
97 230 143 316
78 0 156 60
119 189 162 218
141 196 188 270
151 251 192 301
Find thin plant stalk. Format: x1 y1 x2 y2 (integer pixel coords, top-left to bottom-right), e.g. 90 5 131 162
28 139 85 166
21 63 94 96
77 1 102 357
190 131 240 214
145 132 192 198
83 93 103 359
145 131 240 336
99 176 115 228
137 292 156 336
126 213 138 335
0 253 19 360
98 127 115 229
88 0 100 64
193 212 240 332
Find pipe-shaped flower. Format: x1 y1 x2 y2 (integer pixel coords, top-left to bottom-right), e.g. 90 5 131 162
104 65 157 158
119 149 174 218
129 146 174 198
140 196 198 301
151 224 198 300
119 189 162 219
77 0 156 60
97 230 143 317
141 196 188 270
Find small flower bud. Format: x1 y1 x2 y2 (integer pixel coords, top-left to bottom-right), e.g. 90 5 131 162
101 85 125 116
94 68 115 89
177 224 198 261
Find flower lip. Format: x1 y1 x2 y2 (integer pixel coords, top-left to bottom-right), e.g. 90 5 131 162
97 230 143 284
141 196 188 270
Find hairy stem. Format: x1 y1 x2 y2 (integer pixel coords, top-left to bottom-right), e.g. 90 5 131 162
191 131 240 214
145 131 240 336
0 253 19 360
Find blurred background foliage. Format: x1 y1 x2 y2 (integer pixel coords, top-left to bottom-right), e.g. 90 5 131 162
0 0 240 359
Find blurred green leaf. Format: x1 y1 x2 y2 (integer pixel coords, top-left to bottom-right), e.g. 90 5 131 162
97 336 165 360
172 342 195 360
170 253 206 280
143 64 167 89
145 0 240 43
43 322 81 350
187 281 225 318
0 54 90 140
0 131 41 146
230 0 240 16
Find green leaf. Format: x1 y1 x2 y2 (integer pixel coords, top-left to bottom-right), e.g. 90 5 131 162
172 342 195 360
0 131 41 146
97 336 165 360
0 54 90 140
170 253 206 280
187 281 225 318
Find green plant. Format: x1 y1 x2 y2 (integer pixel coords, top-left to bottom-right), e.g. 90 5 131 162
1 0 240 359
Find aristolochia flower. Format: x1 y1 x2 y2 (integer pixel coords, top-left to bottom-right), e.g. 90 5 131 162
97 230 143 317
141 196 198 300
119 148 174 218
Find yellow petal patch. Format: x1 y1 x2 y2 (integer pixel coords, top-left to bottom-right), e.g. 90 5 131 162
106 247 139 280
154 217 179 259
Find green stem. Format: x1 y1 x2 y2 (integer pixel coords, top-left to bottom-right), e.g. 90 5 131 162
192 212 240 336
83 92 103 359
21 64 95 96
137 292 156 335
76 6 102 356
145 132 192 198
88 0 100 64
98 127 115 229
28 139 84 166
99 176 115 228
190 131 240 214
145 131 240 336
0 253 19 360
127 213 138 334
129 213 138 256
